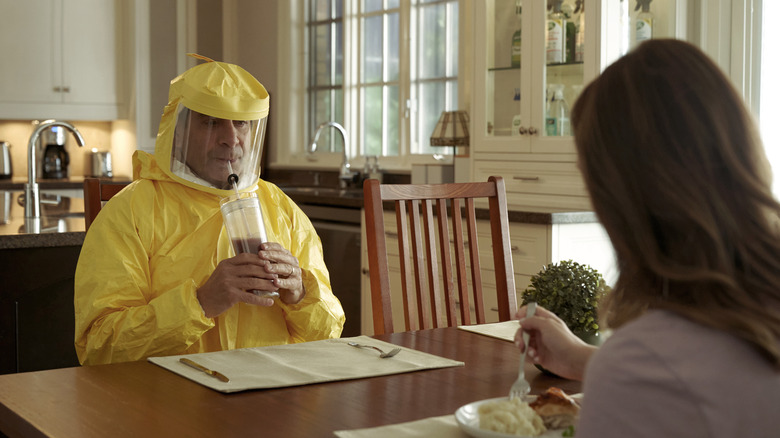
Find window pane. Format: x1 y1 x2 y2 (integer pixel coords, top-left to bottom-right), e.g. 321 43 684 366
311 24 333 86
419 3 446 79
761 0 780 197
447 3 458 76
363 86 384 156
311 89 345 152
334 21 343 84
311 90 332 147
387 12 399 81
363 0 382 14
416 81 445 154
363 15 383 83
386 85 399 156
312 0 332 21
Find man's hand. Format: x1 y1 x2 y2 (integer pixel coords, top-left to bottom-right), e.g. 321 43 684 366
196 253 278 318
257 242 306 305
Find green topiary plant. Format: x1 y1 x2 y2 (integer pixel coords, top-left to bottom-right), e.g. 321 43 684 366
521 260 610 338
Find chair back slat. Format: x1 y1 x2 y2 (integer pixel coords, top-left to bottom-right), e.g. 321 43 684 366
463 198 487 324
363 176 518 335
450 198 471 325
435 198 457 327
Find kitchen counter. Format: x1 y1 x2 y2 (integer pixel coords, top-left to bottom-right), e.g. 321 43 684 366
279 185 599 224
0 176 130 191
0 191 86 249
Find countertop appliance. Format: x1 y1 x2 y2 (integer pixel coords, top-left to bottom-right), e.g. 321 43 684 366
87 150 113 178
42 126 69 179
0 141 11 179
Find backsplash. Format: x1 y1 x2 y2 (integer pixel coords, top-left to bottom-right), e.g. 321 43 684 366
0 120 135 179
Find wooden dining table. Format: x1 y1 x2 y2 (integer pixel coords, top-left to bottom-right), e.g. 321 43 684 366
0 326 581 438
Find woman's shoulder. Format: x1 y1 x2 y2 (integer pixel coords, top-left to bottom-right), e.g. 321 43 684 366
596 309 767 373
581 309 780 437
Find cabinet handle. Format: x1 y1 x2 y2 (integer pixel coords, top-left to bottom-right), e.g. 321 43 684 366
361 268 369 275
62 86 70 93
518 127 528 135
53 86 61 92
511 245 519 252
528 127 539 136
513 176 540 181
386 231 398 238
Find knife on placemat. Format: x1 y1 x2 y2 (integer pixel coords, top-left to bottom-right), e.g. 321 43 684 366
179 357 230 383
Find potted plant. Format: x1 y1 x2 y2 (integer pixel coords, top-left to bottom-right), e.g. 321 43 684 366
520 260 610 345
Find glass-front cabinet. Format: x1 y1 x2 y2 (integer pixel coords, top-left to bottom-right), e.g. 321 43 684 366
471 0 687 210
473 0 595 156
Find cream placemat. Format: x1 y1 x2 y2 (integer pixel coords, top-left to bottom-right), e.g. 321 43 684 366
457 320 520 342
149 336 463 393
333 415 466 438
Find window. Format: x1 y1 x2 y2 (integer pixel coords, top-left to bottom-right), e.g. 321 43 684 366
760 0 780 197
305 0 459 166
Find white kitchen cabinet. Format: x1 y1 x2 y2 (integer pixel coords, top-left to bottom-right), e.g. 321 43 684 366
359 209 615 335
0 0 125 121
470 0 686 211
470 0 596 210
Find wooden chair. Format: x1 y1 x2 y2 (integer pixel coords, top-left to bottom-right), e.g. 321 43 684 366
363 176 517 335
83 178 129 231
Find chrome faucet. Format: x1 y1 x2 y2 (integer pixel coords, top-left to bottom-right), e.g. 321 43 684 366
25 120 85 219
309 122 358 189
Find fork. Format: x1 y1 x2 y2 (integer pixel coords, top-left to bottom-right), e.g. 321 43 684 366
509 301 537 400
347 342 402 358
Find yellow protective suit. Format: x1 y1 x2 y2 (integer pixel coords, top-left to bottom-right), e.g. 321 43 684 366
74 59 345 365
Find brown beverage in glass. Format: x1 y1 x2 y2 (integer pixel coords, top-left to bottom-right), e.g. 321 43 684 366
220 192 278 298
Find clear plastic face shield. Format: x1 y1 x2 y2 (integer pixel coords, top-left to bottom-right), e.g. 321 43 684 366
170 104 267 190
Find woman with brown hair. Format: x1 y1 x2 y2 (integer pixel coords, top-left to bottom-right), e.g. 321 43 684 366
515 39 780 436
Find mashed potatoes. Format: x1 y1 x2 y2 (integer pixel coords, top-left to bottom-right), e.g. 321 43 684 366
478 398 547 436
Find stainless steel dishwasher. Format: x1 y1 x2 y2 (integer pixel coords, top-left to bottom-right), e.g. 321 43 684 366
299 204 362 337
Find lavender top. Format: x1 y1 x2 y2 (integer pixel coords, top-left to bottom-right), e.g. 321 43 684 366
578 309 780 438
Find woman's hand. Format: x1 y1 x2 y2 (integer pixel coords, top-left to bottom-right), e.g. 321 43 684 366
258 242 306 305
514 304 598 381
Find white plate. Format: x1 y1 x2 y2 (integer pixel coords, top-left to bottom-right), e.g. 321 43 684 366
454 396 571 438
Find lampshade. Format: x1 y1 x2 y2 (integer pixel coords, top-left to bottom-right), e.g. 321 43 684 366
430 110 470 147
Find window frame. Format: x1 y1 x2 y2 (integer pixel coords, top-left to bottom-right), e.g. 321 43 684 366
271 0 467 173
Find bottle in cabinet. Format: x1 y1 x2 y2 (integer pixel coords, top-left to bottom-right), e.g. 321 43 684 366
546 0 566 64
511 1 522 67
632 0 654 46
545 84 570 136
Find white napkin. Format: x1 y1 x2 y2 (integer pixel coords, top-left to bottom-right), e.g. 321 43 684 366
148 335 463 393
457 320 520 342
333 415 467 438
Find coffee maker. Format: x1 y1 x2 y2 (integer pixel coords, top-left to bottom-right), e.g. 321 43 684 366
42 126 69 179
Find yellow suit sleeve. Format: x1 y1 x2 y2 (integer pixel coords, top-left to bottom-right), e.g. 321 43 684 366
74 186 214 365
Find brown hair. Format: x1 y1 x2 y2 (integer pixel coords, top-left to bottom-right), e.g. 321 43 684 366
571 39 780 367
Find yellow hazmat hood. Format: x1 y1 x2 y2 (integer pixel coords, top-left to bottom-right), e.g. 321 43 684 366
150 54 270 195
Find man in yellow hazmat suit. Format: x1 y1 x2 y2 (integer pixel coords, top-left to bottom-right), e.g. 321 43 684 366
74 56 345 365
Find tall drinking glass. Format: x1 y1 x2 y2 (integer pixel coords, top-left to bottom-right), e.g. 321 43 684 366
220 192 279 298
